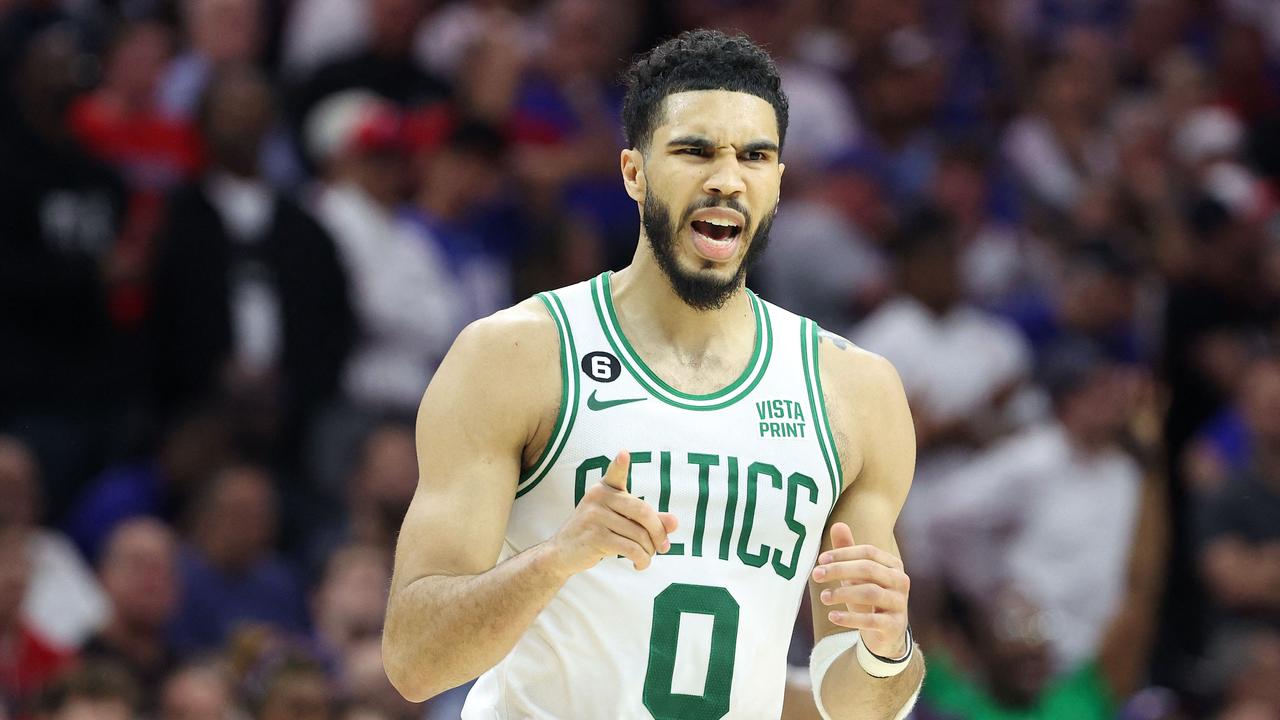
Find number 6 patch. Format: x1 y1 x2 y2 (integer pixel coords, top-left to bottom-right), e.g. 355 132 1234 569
581 351 621 383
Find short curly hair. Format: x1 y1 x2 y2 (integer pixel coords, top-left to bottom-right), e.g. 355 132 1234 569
622 29 789 154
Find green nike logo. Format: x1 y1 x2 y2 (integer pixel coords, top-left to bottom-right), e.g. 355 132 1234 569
586 389 647 411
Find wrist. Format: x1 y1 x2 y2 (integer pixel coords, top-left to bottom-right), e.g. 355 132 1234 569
531 540 575 584
865 630 909 660
856 626 914 679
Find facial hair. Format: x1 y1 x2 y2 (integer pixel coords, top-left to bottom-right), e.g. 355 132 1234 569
642 192 775 311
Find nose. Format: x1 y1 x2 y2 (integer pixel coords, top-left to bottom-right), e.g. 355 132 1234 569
702 154 745 198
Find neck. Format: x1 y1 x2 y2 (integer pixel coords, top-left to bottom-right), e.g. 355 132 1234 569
610 245 755 363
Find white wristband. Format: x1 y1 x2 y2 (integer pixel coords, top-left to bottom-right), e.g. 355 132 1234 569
855 626 914 678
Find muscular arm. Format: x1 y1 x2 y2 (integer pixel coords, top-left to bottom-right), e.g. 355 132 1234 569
807 331 924 720
382 301 565 702
382 300 674 702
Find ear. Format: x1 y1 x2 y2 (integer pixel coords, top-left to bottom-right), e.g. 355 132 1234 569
621 148 646 202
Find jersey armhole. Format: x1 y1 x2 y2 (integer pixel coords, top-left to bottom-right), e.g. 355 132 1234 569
516 292 580 499
801 319 846 509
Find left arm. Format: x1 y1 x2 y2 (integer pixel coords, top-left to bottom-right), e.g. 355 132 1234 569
807 330 924 720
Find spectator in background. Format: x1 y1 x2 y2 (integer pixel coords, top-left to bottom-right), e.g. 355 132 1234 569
1196 353 1280 632
0 27 132 516
1008 242 1144 366
920 587 1123 720
0 519 73 719
150 65 353 471
35 661 140 720
292 0 450 137
848 25 947 208
928 340 1161 674
1003 46 1118 218
0 436 107 652
1209 629 1280 720
404 114 520 324
158 661 242 720
853 208 1035 595
82 518 180 709
500 0 639 264
307 90 459 418
249 653 333 720
172 464 308 655
64 408 234 563
308 421 418 571
929 144 1042 309
311 544 388 664
853 208 1032 466
68 19 203 329
160 0 262 118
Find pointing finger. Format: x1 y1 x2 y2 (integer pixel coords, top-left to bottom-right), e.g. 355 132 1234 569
601 451 631 492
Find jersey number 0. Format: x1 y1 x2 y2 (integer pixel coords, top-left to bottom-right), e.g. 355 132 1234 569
642 583 740 719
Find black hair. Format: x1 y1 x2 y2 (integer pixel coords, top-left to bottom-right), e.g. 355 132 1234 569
622 29 789 154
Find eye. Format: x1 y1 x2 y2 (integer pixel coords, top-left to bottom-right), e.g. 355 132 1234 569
743 151 768 162
679 147 709 157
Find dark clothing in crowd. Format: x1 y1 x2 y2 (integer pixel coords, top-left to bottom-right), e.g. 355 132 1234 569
149 183 354 447
171 546 309 655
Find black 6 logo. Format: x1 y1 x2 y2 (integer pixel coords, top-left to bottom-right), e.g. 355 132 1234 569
581 351 621 382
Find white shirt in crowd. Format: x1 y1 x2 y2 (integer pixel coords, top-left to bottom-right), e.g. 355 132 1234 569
25 530 108 648
313 182 460 414
852 295 1032 425
929 423 1142 672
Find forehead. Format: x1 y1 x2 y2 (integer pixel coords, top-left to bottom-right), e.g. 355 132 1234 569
654 90 779 144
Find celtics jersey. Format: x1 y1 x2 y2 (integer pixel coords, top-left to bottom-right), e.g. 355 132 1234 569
461 272 845 720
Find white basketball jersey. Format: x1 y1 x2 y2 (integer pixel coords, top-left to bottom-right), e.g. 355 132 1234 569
462 272 844 720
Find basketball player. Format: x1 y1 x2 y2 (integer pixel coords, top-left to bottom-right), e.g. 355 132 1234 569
383 30 923 719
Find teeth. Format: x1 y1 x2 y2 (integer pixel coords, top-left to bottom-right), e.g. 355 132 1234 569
702 218 739 228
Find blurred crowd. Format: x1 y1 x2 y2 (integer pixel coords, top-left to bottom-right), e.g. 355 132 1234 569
2 0 1280 718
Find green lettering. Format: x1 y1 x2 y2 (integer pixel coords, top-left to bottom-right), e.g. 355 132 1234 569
627 451 652 494
574 455 611 506
737 462 779 568
688 453 718 557
659 451 683 556
719 456 739 561
772 472 819 580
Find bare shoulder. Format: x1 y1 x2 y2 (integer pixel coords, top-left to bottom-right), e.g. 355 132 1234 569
419 297 562 460
813 327 914 488
814 327 906 406
446 296 560 371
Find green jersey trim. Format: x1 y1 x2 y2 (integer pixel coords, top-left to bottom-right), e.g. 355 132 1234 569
517 292 580 498
801 319 844 501
589 272 772 411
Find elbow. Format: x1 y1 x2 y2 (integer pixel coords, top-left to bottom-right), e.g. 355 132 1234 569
382 654 436 704
382 636 443 704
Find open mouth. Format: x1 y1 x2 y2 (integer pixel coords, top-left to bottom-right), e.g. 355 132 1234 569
690 219 743 261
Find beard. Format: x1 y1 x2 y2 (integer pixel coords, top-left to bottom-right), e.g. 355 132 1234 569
641 192 775 311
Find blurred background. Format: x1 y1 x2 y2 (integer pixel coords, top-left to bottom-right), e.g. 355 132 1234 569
2 0 1279 718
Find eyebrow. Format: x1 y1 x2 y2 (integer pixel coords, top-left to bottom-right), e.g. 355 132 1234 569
667 135 780 155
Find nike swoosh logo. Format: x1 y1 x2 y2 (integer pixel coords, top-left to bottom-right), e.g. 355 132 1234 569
586 389 647 411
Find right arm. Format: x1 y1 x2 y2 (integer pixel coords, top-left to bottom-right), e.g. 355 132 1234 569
382 301 675 702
